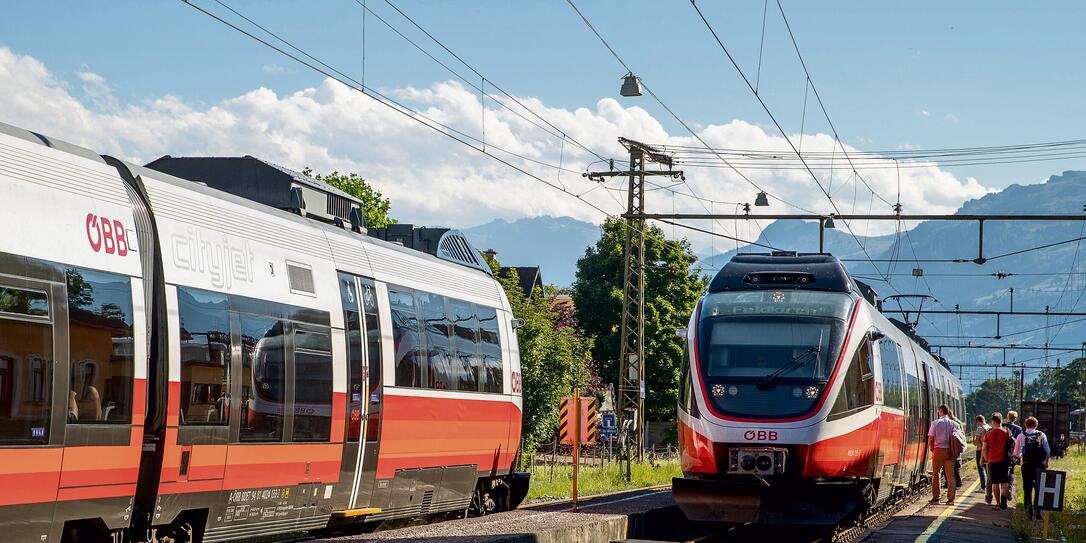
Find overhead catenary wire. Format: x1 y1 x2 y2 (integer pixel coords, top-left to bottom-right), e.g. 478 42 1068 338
563 0 817 216
182 0 772 256
687 0 951 337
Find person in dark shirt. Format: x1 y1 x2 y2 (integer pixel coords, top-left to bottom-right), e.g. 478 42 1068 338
1014 416 1051 519
1003 410 1023 503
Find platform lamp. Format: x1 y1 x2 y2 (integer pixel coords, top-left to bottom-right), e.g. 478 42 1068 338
620 73 642 97
754 191 770 206
824 213 836 229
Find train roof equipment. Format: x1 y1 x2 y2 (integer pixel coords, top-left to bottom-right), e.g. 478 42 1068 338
146 155 364 227
708 253 853 294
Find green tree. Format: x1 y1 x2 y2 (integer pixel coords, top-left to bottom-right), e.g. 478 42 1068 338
965 378 1019 422
1027 358 1086 407
302 168 396 228
487 257 594 453
571 218 706 422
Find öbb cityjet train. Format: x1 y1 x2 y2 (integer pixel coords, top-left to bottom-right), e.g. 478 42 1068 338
674 254 963 526
0 121 527 543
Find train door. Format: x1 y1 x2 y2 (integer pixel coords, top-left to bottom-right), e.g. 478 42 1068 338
918 362 932 478
0 266 67 542
334 273 385 513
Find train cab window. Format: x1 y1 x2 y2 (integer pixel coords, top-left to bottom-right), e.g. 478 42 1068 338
829 335 875 419
239 315 286 442
67 267 134 424
878 339 905 410
292 329 332 442
478 306 503 393
451 300 481 392
420 293 454 390
0 283 53 444
390 288 424 388
177 288 231 425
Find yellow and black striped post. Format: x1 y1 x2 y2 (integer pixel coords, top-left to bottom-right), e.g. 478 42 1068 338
558 396 570 444
585 398 598 444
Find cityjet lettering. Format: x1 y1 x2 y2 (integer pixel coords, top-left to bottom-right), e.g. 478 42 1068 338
171 228 255 288
86 213 130 256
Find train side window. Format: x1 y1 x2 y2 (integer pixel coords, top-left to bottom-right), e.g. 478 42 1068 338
451 299 481 392
239 315 286 442
67 267 134 424
177 288 231 426
830 336 874 418
878 339 904 409
292 328 332 442
0 283 53 444
478 306 503 393
420 293 453 390
389 288 423 388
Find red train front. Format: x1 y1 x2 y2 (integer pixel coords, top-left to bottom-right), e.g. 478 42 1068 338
674 253 963 526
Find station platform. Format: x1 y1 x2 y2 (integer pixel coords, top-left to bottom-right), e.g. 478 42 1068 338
859 476 1020 543
312 486 713 543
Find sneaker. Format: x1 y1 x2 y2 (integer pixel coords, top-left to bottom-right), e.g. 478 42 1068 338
929 498 941 504
945 500 955 505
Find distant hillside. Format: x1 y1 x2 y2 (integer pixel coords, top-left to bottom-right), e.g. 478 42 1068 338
702 171 1086 389
462 216 600 287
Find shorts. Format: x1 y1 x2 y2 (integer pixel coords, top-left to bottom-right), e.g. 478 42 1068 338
988 461 1010 484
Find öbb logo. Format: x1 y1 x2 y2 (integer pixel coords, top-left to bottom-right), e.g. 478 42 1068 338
86 213 130 256
743 430 778 441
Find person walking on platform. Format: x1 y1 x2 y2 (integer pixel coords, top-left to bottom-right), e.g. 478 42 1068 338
974 415 991 493
928 404 961 505
1013 416 1050 519
1004 410 1023 503
982 412 1013 510
949 410 965 488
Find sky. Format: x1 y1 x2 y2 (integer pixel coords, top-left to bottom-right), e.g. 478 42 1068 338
2 1 1085 247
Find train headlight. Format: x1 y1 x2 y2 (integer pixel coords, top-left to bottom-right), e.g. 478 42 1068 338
740 454 757 472
728 385 739 396
756 454 773 472
792 387 802 398
805 386 820 399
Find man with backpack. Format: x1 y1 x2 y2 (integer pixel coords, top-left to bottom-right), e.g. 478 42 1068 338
928 404 961 505
1014 416 1051 519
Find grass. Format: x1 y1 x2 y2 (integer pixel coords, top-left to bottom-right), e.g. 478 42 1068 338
1010 445 1086 542
524 458 682 502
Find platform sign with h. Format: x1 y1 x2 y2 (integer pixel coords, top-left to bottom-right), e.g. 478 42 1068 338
1037 470 1067 540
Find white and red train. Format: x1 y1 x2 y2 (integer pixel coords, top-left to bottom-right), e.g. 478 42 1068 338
674 254 963 526
0 121 527 542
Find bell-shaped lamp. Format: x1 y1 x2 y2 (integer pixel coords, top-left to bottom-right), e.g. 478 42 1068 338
620 73 642 97
754 191 769 206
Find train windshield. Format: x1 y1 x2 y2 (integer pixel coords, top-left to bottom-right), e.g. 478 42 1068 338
697 290 854 418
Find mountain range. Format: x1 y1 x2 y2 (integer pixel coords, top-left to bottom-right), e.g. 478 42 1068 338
460 171 1086 389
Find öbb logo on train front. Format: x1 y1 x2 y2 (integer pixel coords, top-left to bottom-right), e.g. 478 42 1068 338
743 430 778 441
85 213 130 256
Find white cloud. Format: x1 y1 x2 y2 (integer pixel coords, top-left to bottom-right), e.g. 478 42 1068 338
897 143 921 150
0 46 994 248
920 109 931 117
261 64 286 75
75 69 118 111
944 113 959 123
